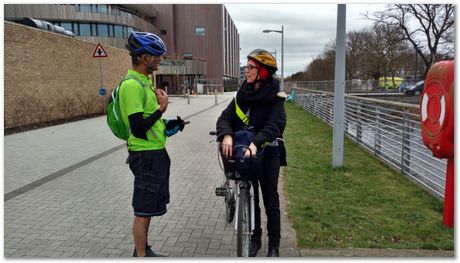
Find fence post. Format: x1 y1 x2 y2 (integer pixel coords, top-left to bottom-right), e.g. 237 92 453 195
374 106 381 156
214 86 218 105
312 93 317 116
302 90 306 109
318 94 322 121
303 92 311 112
356 102 362 143
401 108 411 173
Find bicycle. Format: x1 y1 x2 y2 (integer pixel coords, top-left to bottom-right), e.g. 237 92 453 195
209 131 262 257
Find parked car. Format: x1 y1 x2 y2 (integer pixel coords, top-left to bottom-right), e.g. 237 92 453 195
405 80 425 96
399 81 409 92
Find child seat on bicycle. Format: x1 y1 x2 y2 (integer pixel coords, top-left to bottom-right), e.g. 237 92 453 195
221 130 262 180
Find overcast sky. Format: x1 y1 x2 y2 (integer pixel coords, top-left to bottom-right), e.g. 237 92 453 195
225 4 387 78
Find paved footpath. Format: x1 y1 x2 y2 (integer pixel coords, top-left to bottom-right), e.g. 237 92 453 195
4 93 452 258
4 93 299 258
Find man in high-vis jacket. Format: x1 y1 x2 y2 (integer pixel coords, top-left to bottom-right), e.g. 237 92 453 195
121 31 186 257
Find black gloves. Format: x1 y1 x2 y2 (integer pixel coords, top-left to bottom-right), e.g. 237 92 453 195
164 116 187 137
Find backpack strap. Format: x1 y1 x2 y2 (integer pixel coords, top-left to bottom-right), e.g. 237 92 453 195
119 75 160 140
234 97 249 126
121 75 148 107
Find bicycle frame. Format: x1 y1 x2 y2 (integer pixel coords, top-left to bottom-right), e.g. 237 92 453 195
211 130 285 257
210 130 269 256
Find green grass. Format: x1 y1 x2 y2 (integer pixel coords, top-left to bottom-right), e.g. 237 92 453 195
283 102 454 250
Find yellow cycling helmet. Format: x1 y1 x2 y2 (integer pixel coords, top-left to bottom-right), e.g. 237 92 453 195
247 49 278 72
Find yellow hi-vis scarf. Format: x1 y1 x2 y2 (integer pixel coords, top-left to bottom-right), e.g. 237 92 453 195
234 97 249 126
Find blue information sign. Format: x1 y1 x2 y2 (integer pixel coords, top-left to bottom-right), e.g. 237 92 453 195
99 88 106 96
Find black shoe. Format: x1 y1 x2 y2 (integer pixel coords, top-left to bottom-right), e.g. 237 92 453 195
249 238 261 257
133 244 166 257
267 248 279 257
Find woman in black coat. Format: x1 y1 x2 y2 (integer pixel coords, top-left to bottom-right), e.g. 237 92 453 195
216 49 287 257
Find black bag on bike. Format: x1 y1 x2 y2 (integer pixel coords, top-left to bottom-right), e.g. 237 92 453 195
221 130 262 181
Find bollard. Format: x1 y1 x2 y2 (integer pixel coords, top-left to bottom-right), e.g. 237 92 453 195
187 88 190 105
215 86 218 105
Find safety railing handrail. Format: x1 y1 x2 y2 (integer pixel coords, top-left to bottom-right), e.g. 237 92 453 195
292 87 446 201
292 87 420 110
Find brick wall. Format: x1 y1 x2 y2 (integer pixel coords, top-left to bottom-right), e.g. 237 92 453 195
4 21 131 129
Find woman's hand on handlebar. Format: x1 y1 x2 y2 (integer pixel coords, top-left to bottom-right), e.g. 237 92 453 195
244 143 257 157
222 135 233 158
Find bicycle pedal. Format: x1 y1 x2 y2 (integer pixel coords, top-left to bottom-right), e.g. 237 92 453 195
215 187 226 196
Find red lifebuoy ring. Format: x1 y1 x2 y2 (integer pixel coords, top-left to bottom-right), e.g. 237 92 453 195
420 60 454 158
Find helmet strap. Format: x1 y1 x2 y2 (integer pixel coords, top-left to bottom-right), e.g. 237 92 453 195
253 68 264 85
142 55 155 72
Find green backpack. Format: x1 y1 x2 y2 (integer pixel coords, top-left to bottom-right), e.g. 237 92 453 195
107 75 148 140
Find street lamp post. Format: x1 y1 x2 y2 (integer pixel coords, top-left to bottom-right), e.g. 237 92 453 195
263 25 284 90
270 50 277 62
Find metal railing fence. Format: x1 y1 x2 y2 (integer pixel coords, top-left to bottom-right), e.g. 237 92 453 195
292 87 447 200
285 80 418 95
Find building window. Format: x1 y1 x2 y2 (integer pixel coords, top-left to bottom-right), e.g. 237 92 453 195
79 23 91 36
127 27 134 35
90 4 97 12
61 22 73 32
99 4 108 14
195 27 205 36
108 24 114 37
98 24 109 37
53 21 138 38
91 23 97 36
118 9 132 19
77 4 109 14
114 25 124 38
77 4 91 13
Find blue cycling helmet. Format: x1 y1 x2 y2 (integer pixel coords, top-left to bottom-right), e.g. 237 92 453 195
126 31 166 56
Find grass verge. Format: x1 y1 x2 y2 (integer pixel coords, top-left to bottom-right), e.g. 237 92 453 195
283 102 453 250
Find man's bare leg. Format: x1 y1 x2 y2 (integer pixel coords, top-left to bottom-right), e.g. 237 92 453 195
133 216 151 257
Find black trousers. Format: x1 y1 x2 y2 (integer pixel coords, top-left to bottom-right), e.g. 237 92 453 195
252 146 280 248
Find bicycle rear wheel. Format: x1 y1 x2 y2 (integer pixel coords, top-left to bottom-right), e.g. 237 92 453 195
236 185 251 257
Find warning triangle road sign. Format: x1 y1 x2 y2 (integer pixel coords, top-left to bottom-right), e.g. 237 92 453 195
93 43 108 58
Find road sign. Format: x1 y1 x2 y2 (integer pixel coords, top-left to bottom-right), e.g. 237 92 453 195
99 88 107 96
93 43 108 58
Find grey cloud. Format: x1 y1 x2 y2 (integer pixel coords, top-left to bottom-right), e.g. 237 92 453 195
226 4 385 77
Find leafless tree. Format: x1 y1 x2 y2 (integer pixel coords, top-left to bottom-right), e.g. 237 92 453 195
305 42 335 81
367 4 454 78
345 31 365 80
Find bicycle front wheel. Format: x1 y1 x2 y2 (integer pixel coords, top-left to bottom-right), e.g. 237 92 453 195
236 186 251 257
225 180 235 223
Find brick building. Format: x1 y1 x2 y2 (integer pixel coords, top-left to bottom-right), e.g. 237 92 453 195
5 4 240 93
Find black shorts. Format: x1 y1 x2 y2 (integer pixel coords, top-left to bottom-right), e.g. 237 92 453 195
127 149 171 217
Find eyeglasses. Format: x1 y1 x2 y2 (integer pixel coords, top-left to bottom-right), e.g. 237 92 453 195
244 65 258 71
